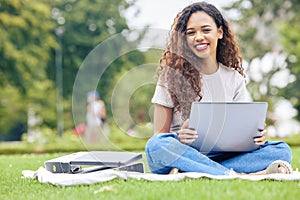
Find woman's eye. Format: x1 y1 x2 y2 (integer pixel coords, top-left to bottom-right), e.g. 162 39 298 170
186 31 195 36
203 29 211 33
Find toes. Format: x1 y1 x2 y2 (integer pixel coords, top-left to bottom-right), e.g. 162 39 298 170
278 166 287 174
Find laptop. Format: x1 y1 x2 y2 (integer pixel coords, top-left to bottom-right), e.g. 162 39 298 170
44 151 144 174
188 102 268 154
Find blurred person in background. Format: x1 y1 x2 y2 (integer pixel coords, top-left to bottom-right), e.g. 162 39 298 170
84 91 107 144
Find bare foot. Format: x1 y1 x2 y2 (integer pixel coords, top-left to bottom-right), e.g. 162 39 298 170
242 160 293 176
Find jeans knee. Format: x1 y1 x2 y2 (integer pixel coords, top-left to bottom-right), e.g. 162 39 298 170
145 133 178 173
145 135 162 154
270 141 292 163
278 142 292 162
145 133 177 152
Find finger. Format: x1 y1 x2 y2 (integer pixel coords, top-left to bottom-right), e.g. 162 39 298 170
178 132 198 140
180 137 197 145
254 136 266 145
183 132 198 139
177 129 197 137
260 129 267 136
181 119 189 129
255 141 265 146
254 139 262 144
254 135 265 141
179 128 196 134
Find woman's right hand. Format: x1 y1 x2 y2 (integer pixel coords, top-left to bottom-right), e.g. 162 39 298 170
177 119 198 144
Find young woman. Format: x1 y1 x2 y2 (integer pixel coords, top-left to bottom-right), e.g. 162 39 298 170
145 2 293 175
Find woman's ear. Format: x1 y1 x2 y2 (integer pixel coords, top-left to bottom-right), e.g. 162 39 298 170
218 26 223 39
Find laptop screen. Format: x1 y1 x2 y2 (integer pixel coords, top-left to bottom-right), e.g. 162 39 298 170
188 102 268 153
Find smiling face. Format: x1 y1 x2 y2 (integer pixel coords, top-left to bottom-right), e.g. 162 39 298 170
185 11 223 63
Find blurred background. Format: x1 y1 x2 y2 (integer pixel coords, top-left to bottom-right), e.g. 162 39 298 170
0 0 299 153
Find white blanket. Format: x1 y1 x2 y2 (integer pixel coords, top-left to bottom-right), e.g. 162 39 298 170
22 167 300 186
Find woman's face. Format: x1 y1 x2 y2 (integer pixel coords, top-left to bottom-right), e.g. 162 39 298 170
185 11 223 61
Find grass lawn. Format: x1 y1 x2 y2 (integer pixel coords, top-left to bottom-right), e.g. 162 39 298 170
1 147 300 200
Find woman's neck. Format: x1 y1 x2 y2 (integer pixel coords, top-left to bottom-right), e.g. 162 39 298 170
195 59 219 75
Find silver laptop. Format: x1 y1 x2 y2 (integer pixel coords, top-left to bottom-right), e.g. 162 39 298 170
188 102 268 154
44 151 144 173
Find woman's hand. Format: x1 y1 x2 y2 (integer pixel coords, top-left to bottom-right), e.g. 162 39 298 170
254 124 267 146
177 119 198 144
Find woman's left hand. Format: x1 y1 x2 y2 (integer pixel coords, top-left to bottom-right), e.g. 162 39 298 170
177 119 198 145
254 125 267 146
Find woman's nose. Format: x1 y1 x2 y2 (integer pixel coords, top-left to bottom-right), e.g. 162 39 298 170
195 31 204 41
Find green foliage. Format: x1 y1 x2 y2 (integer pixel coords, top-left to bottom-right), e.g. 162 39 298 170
0 0 57 137
0 0 56 91
225 0 295 60
48 0 133 97
0 85 26 134
47 0 148 133
129 84 155 124
127 48 162 128
0 0 148 140
225 0 300 122
0 121 148 154
278 6 300 121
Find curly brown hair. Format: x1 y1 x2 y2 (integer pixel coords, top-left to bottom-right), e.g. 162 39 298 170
157 2 244 119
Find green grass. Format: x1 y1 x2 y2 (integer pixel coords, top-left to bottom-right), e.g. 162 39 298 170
1 130 299 155
0 125 148 154
1 147 300 200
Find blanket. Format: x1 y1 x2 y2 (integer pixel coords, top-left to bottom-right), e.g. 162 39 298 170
22 167 300 186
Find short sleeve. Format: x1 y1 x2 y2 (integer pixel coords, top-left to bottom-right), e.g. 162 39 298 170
151 84 174 108
233 75 253 102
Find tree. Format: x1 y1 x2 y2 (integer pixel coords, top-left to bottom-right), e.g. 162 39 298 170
50 0 148 128
47 0 138 96
0 0 147 140
0 0 57 139
225 0 300 121
279 3 300 121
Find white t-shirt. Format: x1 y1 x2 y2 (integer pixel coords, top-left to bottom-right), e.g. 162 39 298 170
151 63 252 132
86 101 102 126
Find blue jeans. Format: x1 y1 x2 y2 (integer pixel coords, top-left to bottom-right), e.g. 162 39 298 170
145 133 292 175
